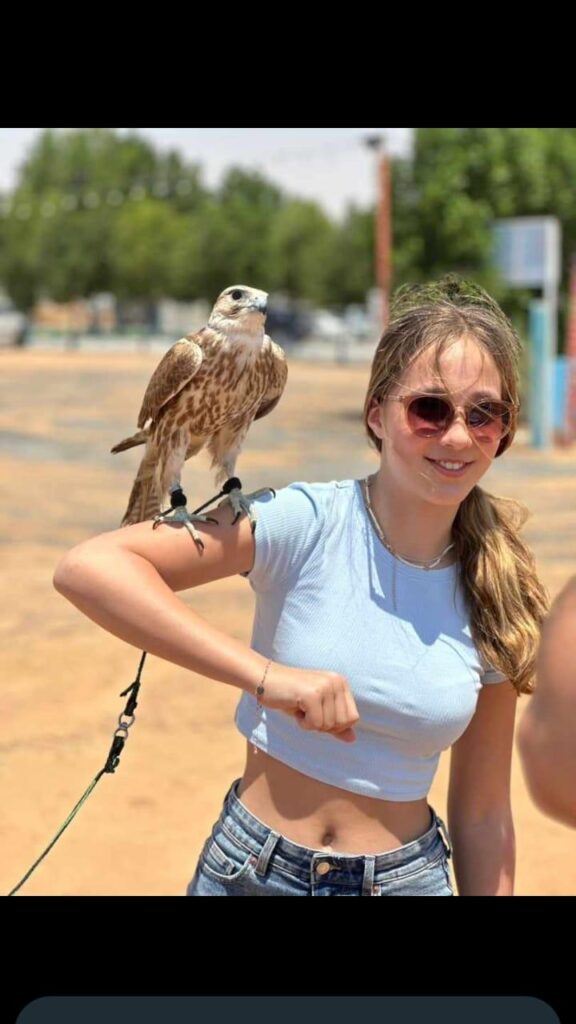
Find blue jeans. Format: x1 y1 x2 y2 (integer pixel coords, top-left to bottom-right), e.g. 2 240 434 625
186 779 454 896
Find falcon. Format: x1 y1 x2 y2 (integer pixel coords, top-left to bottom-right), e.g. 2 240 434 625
111 285 288 548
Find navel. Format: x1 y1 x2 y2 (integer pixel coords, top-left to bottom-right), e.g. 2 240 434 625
320 831 335 851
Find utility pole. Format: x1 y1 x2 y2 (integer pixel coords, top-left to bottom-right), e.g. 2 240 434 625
364 135 392 332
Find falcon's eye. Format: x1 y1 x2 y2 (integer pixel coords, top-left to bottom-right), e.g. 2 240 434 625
230 290 243 301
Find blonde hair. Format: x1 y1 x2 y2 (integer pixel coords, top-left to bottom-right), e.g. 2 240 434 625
363 275 549 695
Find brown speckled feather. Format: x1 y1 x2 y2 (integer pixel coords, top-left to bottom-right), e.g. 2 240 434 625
136 333 204 429
253 339 288 420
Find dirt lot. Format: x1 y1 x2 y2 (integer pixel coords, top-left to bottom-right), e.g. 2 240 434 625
1 350 575 895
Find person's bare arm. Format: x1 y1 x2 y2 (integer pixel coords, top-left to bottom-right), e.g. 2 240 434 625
448 680 517 895
53 508 359 741
517 576 576 827
54 507 263 690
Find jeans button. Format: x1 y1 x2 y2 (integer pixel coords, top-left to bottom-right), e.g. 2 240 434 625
316 860 332 875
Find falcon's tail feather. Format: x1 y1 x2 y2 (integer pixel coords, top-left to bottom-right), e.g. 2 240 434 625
121 451 162 526
111 429 148 454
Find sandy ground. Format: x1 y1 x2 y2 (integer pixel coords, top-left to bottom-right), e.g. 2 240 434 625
1 349 575 896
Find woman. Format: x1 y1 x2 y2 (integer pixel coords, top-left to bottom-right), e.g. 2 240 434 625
54 276 548 896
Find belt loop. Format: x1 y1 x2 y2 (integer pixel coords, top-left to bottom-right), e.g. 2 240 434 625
435 813 453 859
254 830 281 877
225 777 241 804
362 855 376 895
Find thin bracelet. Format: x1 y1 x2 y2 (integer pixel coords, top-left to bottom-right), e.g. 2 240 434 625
256 660 271 709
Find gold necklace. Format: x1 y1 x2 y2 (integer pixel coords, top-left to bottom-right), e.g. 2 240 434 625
361 476 455 570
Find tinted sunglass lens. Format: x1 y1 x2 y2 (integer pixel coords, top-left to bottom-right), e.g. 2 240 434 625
408 396 451 435
468 402 509 438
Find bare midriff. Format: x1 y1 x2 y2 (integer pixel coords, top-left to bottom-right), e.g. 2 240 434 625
236 742 433 855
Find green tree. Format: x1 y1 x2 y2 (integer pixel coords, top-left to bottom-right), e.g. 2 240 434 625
215 168 285 288
392 128 576 347
323 205 373 308
269 200 337 303
109 200 193 300
0 128 208 310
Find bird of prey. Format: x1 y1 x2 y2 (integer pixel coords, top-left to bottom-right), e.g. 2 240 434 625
111 285 288 548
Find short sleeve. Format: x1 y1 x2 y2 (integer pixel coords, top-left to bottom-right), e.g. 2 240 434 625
241 481 329 593
481 664 509 685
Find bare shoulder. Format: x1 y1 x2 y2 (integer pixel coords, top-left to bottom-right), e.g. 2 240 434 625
57 505 255 593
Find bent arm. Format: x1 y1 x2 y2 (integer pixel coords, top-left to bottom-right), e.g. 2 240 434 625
53 508 267 695
54 504 362 743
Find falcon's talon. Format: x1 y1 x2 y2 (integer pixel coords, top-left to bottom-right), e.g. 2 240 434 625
220 485 276 527
152 506 218 549
183 523 204 549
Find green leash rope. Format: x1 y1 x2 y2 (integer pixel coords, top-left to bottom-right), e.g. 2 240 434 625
6 480 240 896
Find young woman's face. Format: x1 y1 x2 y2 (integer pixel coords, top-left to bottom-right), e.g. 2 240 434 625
367 335 506 507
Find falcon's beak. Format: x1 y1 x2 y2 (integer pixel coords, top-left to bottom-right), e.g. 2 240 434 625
250 297 268 315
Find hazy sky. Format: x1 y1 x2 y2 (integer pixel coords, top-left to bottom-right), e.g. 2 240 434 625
0 128 413 219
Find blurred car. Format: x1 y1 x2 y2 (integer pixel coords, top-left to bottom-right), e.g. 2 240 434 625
265 300 312 344
343 304 373 339
309 309 347 339
0 306 28 347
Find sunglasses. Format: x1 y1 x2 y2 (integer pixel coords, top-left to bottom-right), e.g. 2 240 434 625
382 392 518 444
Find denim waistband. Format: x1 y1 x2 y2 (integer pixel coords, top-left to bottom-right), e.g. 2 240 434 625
218 778 452 891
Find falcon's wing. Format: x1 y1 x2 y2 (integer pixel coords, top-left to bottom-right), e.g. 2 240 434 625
136 335 204 429
253 338 288 421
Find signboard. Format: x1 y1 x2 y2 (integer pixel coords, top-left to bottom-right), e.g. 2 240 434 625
492 217 560 288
